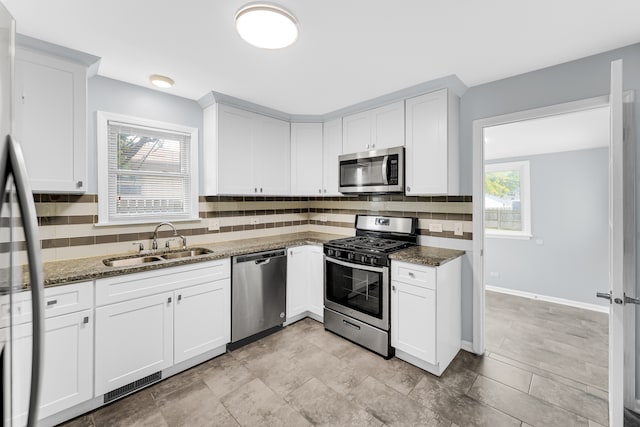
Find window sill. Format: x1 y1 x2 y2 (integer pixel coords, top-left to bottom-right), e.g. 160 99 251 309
94 217 202 227
485 232 532 240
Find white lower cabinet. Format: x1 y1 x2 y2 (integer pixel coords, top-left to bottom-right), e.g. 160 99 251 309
94 259 231 397
95 291 174 396
174 279 230 364
286 245 324 322
391 258 461 376
1 281 94 423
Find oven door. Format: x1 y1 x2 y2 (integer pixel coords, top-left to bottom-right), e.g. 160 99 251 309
324 256 389 330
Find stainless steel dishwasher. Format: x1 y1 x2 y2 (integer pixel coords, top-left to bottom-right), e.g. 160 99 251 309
231 249 287 345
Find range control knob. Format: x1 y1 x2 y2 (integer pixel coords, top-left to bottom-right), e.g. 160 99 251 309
361 255 368 263
327 249 334 256
335 250 341 258
347 252 354 260
370 256 378 265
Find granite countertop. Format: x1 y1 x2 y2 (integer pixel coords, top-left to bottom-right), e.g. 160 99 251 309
32 232 342 288
389 245 465 266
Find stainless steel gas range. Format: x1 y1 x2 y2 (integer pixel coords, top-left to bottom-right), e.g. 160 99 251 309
323 215 418 358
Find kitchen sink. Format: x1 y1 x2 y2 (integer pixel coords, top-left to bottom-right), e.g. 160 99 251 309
160 248 213 260
103 256 163 267
102 248 213 267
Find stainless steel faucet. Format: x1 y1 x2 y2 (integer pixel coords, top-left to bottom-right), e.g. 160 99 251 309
152 222 186 250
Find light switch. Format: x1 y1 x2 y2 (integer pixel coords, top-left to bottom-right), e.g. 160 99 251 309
208 219 220 231
428 223 443 232
454 223 463 236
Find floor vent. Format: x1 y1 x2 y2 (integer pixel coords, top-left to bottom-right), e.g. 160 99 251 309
104 371 162 404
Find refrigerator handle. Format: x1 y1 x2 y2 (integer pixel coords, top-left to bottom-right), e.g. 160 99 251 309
6 135 44 426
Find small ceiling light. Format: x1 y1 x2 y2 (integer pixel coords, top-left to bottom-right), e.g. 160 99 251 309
149 74 174 88
235 3 298 49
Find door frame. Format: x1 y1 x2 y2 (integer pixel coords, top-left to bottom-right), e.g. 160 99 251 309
472 92 637 416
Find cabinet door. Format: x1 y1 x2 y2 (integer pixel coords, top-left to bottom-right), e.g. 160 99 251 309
391 281 436 364
371 101 404 150
342 110 371 154
322 118 342 196
286 246 309 320
174 279 230 364
308 246 324 318
13 49 87 193
217 104 256 195
39 310 93 419
291 123 323 196
95 292 174 396
405 90 448 195
255 115 290 195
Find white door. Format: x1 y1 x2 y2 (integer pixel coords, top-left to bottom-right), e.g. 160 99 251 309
322 118 342 195
606 59 637 425
217 105 256 195
342 110 371 154
371 101 405 150
291 123 323 196
94 292 174 396
255 115 290 195
174 279 230 364
308 246 324 318
286 246 309 321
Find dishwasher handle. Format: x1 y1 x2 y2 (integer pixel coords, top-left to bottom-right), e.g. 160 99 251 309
234 249 286 264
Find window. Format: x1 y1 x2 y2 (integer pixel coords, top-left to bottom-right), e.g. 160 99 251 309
97 112 198 225
484 160 531 238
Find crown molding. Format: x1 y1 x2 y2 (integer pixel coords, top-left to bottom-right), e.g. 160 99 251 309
16 34 101 77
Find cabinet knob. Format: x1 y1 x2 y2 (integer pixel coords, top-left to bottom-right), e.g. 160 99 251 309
408 272 415 277
254 188 257 193
260 188 263 193
290 250 293 256
323 189 326 193
167 297 172 304
318 189 321 194
83 316 89 324
365 144 370 149
406 186 411 192
392 285 396 291
372 144 376 148
76 180 83 188
178 294 182 302
46 299 57 307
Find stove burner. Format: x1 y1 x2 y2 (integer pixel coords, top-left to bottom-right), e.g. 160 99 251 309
326 236 410 253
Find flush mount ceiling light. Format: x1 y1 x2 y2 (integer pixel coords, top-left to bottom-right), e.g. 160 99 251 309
235 3 298 49
149 74 174 88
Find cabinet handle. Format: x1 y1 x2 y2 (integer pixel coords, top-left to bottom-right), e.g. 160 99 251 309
318 189 321 194
46 299 57 307
254 188 257 193
83 316 89 324
372 144 376 148
323 189 326 193
260 188 263 193
392 285 396 291
365 144 370 149
168 297 172 304
408 272 415 277
406 186 411 192
76 180 83 188
178 294 182 302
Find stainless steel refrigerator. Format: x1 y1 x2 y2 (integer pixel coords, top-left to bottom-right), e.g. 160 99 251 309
0 2 45 426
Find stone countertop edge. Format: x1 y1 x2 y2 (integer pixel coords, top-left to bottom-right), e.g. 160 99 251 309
389 245 465 267
31 232 344 289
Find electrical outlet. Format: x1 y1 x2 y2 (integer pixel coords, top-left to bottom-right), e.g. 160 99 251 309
454 223 463 236
428 223 443 232
208 219 220 231
250 217 259 225
319 215 328 223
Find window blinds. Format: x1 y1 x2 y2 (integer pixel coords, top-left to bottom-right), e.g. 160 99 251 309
106 121 193 222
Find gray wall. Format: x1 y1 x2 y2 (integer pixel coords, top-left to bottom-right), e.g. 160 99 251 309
460 42 640 397
484 148 608 306
87 76 204 194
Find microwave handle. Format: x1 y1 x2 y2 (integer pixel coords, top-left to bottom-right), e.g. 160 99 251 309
382 155 389 185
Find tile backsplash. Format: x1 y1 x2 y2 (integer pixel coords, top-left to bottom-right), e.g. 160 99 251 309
32 194 472 262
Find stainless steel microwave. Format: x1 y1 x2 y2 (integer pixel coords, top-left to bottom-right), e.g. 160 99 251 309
338 146 404 194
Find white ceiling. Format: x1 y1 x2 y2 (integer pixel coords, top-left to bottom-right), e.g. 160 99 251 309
4 1 640 115
484 107 610 160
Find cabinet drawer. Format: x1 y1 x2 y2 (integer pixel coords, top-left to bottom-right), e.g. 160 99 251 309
0 281 93 327
96 259 231 306
44 281 93 319
392 261 436 290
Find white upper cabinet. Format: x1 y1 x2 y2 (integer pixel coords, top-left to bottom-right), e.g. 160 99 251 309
342 101 404 154
322 118 342 196
13 48 88 193
291 123 323 196
405 89 459 195
203 103 290 195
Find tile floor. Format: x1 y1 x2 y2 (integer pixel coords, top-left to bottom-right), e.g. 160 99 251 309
61 290 609 427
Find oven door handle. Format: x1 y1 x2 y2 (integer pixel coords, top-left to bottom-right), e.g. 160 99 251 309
324 255 386 274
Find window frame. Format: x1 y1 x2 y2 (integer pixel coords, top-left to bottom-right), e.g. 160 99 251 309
96 111 199 226
484 160 532 239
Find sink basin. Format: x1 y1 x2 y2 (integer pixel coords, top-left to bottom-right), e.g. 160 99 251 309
103 256 163 267
160 248 213 260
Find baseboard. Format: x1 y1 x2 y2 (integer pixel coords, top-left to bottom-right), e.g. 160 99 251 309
460 340 474 353
485 285 609 313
